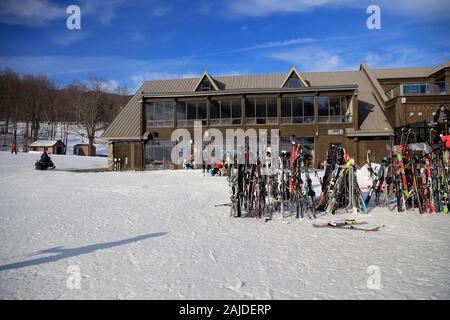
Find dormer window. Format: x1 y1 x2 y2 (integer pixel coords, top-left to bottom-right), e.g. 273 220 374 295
283 74 302 88
194 71 219 92
200 79 211 91
281 67 308 88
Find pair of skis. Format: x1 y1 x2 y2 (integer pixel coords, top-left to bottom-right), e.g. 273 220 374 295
313 219 383 231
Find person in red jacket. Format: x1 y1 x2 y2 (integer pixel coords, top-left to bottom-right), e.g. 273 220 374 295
10 142 17 154
211 161 223 176
441 134 450 150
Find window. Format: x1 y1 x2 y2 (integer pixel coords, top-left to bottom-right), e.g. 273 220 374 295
145 140 173 170
318 96 349 123
437 81 446 94
281 96 314 124
145 102 174 127
245 98 277 124
200 79 211 91
403 83 429 95
210 100 241 125
283 74 302 88
176 100 208 126
197 77 216 91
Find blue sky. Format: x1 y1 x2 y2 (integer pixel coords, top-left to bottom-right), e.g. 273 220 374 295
0 0 449 92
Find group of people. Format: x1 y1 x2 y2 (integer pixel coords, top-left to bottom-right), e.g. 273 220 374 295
182 154 230 177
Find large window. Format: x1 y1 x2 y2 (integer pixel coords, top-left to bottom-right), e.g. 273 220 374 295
403 83 430 95
245 98 277 124
145 102 174 127
281 96 314 124
210 99 241 125
177 100 208 126
318 96 350 123
145 140 173 170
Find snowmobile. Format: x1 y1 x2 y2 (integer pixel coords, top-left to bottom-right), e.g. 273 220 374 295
35 158 56 170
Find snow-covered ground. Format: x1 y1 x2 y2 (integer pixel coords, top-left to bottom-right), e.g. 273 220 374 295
0 151 449 299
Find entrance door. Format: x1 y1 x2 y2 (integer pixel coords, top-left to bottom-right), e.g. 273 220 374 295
113 142 142 171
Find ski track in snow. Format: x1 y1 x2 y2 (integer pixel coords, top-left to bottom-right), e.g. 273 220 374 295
0 152 449 299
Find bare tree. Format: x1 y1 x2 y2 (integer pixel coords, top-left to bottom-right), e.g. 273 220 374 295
1 68 129 153
69 77 109 156
0 69 21 136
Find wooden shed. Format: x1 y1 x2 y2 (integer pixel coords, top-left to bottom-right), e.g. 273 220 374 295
73 144 96 156
29 140 66 154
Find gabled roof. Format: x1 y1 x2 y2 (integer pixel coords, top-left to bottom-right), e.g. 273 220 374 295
370 67 433 79
101 91 142 139
360 64 389 103
29 140 63 147
280 67 309 87
102 60 450 139
429 59 450 76
303 70 392 134
101 69 393 139
193 71 220 91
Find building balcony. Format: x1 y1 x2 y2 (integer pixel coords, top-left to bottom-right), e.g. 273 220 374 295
386 81 449 100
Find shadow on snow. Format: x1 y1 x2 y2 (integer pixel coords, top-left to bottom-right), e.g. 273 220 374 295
0 232 167 272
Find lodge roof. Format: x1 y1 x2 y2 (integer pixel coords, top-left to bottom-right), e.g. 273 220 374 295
101 60 450 139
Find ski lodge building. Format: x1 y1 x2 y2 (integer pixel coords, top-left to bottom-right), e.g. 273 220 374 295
102 60 450 170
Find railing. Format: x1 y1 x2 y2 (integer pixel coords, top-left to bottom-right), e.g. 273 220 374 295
245 117 278 125
281 116 315 124
210 118 242 126
176 119 207 127
386 81 449 100
146 120 174 127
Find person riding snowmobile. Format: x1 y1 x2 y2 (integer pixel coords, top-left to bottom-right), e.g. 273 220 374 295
41 150 51 163
35 150 55 170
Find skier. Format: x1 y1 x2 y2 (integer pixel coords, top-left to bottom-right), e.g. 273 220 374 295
434 105 450 138
10 142 17 154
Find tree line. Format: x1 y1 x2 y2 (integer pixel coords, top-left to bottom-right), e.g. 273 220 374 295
0 68 130 155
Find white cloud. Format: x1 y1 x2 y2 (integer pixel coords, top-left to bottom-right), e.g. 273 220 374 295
232 38 316 53
195 37 317 58
52 31 88 46
0 0 65 26
101 79 120 92
227 0 354 17
269 48 355 71
152 5 173 17
0 0 133 27
226 0 450 21
362 47 450 68
131 71 196 83
80 0 126 25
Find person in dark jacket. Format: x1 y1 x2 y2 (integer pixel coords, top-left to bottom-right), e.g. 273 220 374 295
434 105 450 137
40 150 50 163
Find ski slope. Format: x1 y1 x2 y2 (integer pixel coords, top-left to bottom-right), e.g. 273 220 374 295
0 151 449 299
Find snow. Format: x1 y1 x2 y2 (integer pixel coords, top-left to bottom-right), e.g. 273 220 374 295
0 151 449 299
